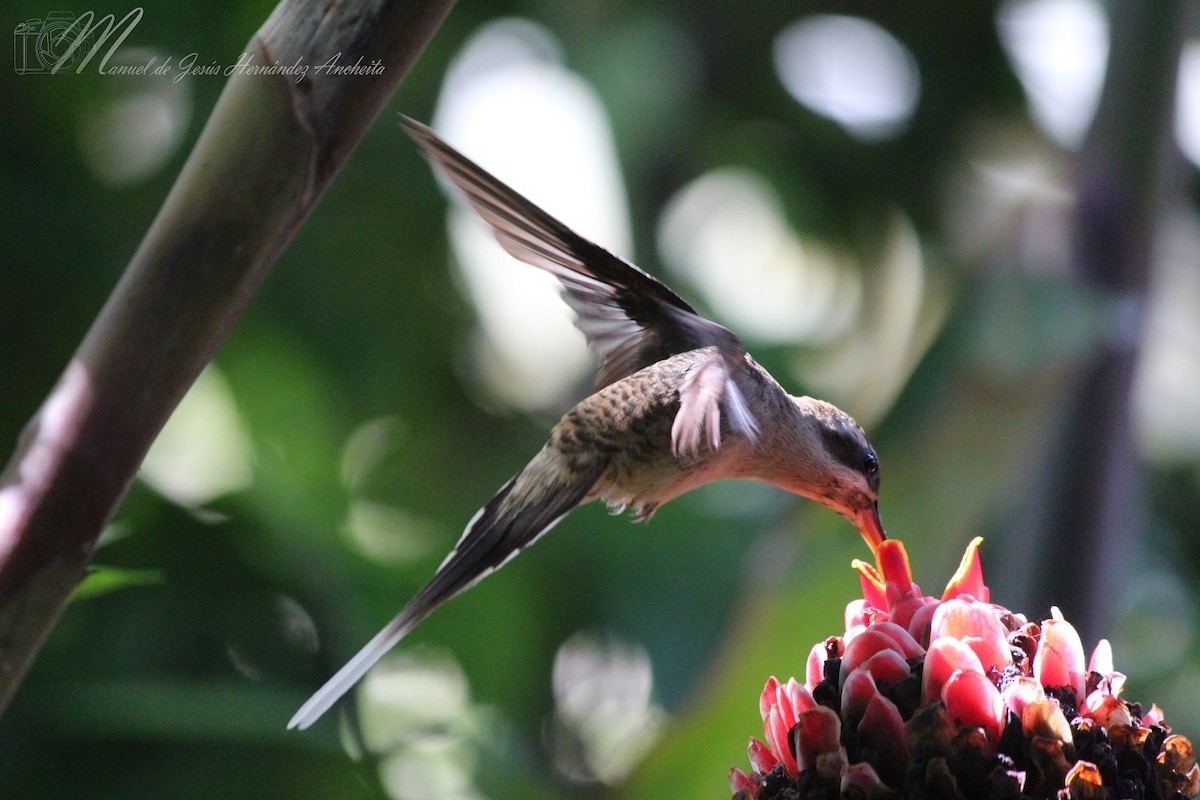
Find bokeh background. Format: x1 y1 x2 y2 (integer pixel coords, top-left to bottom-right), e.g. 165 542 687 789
3 1 1200 798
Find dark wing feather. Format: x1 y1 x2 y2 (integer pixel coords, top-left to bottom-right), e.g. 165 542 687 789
401 116 747 390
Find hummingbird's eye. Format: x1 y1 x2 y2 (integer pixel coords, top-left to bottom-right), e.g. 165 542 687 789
862 451 879 477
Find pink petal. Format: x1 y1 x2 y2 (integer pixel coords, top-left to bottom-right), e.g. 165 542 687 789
783 677 816 720
907 601 941 648
854 558 887 610
942 668 1004 743
774 680 798 731
796 706 842 774
922 635 985 704
842 667 880 725
1086 666 1126 701
941 536 989 603
930 598 1011 672
857 649 913 685
1143 704 1166 727
806 637 844 690
747 737 780 774
759 676 780 721
862 605 889 626
730 766 757 796
845 598 870 630
875 540 915 597
868 620 926 659
806 643 825 690
841 629 907 687
1001 676 1045 719
1082 691 1133 730
1088 638 1113 676
1034 616 1087 700
766 706 798 776
887 594 931 632
860 692 911 785
870 540 939 632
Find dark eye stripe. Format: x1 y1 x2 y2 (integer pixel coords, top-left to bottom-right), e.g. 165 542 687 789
818 427 880 494
819 427 867 473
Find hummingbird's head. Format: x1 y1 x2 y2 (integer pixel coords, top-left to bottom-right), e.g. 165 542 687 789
786 397 885 552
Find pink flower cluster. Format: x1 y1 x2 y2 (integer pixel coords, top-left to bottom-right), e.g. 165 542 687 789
731 538 1200 800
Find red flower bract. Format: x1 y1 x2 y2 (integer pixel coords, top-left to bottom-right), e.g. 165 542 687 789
732 538 1200 800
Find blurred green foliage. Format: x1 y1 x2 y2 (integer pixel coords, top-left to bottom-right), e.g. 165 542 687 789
3 2 1199 799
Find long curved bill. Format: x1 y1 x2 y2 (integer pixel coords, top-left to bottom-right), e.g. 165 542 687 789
852 503 886 552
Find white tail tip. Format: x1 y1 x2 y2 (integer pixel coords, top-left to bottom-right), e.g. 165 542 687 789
288 614 415 730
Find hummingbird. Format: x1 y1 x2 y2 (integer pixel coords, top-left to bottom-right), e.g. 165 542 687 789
287 117 885 730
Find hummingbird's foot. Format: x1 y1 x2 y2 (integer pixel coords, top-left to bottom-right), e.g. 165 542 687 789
601 497 658 522
604 498 628 516
630 503 658 522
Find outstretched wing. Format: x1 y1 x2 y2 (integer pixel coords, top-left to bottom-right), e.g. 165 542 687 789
402 118 738 385
402 117 760 454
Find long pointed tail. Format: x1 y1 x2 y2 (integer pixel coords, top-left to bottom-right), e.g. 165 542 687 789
287 604 421 730
289 459 602 730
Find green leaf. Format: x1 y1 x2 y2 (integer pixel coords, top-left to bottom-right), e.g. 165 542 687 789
72 567 164 601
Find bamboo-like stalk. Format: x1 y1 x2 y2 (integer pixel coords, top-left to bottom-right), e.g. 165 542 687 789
0 0 456 714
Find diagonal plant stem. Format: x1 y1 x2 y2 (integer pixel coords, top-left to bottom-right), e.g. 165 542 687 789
0 0 456 715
